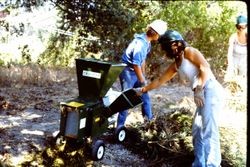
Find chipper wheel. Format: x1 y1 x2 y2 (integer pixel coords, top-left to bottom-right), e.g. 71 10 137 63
91 140 105 160
114 125 127 143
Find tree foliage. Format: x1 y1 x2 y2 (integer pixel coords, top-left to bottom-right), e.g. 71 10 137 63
38 0 161 66
141 1 243 78
0 0 246 71
0 0 47 11
153 1 241 73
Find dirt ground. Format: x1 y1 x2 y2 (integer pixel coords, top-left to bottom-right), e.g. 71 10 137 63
0 69 247 167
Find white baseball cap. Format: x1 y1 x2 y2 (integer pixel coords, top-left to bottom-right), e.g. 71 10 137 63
148 19 168 35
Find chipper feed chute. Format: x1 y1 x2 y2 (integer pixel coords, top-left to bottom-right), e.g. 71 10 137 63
57 58 143 161
75 58 126 101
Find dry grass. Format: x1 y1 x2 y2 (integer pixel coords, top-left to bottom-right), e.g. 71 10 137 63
0 64 75 87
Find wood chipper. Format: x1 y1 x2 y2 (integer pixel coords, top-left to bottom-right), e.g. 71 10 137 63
56 58 143 160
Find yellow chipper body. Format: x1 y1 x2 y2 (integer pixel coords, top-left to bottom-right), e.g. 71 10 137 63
56 58 142 160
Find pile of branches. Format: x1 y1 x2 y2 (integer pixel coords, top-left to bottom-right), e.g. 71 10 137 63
125 108 194 166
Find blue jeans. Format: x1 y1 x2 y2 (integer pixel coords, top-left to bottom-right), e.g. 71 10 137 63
192 79 225 167
117 67 153 127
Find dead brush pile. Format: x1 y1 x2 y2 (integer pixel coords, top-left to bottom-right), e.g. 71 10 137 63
124 105 244 167
223 79 247 111
125 108 194 166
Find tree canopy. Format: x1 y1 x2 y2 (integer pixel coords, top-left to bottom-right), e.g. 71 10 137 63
0 0 247 70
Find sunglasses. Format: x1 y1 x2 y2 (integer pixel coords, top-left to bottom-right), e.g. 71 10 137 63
236 24 247 29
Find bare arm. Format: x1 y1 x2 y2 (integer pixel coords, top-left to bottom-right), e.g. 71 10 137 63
142 62 177 92
141 61 146 75
184 47 210 88
133 64 145 83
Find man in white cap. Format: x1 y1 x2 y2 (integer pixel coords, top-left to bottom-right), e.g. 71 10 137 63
117 19 167 128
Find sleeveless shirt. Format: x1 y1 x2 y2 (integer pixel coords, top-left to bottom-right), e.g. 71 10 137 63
177 54 215 89
231 33 247 58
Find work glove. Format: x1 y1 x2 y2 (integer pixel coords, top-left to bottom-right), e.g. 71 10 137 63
133 87 143 96
138 80 147 87
193 85 205 107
